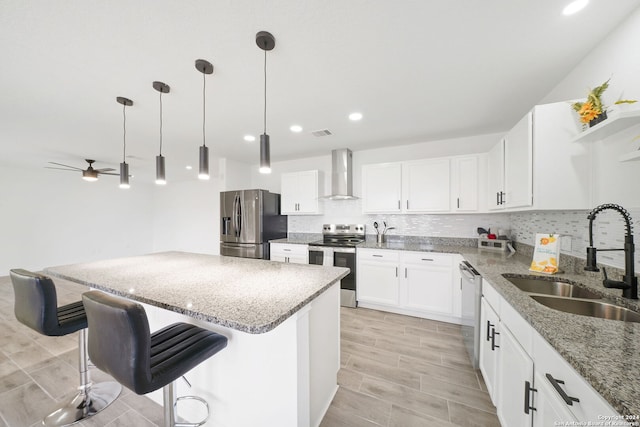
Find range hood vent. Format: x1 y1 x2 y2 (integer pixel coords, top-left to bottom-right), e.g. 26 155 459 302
324 148 358 200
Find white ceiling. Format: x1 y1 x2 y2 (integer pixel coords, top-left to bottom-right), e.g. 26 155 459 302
1 0 638 182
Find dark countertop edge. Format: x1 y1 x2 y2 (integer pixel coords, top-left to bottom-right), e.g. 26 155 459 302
45 268 350 335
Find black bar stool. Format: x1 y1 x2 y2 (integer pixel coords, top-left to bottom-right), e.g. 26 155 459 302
9 269 122 426
81 290 228 427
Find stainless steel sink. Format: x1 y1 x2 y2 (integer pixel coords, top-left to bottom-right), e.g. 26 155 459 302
505 277 601 299
530 295 640 323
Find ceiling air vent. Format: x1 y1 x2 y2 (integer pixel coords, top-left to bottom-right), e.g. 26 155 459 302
311 129 333 137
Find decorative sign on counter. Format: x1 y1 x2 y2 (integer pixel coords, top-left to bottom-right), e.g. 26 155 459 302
529 233 560 274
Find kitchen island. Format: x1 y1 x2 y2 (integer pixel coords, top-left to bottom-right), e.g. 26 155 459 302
45 251 349 427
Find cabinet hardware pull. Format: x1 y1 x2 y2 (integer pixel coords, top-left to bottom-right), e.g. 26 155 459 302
457 197 460 209
421 258 434 262
372 254 383 257
398 200 401 210
491 329 500 351
486 321 493 341
524 381 537 414
405 268 407 278
406 200 409 209
496 192 500 206
395 267 398 277
284 249 291 251
546 374 580 406
500 191 506 205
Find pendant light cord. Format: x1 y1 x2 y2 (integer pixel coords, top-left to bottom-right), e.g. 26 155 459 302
159 91 163 155
263 48 267 134
202 72 206 147
122 104 127 162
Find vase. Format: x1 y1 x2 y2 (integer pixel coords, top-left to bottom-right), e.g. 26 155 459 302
589 111 608 127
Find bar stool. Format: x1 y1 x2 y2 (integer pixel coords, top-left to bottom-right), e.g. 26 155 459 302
9 269 122 426
81 290 228 427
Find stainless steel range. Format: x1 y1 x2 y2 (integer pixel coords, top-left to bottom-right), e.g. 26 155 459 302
308 224 365 308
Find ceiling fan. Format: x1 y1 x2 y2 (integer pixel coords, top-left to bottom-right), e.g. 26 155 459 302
46 159 118 182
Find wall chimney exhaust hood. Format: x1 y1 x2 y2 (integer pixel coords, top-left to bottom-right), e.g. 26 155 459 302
325 148 358 200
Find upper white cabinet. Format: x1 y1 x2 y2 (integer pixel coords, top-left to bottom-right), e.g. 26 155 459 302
281 170 322 215
361 163 402 213
451 155 480 212
402 158 450 212
487 101 591 211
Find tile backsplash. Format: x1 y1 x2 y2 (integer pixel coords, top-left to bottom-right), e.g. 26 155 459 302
288 200 640 272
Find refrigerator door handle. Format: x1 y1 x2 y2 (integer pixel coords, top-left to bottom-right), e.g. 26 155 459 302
237 194 242 237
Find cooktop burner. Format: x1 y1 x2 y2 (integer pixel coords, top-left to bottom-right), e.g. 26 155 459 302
310 224 366 248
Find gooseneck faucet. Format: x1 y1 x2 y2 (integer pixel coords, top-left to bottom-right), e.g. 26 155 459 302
585 203 638 299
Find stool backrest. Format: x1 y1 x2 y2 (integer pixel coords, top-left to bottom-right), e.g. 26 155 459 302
82 291 152 393
9 269 60 335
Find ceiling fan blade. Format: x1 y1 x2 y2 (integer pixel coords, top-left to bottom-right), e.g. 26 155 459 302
45 166 78 172
95 168 116 173
48 161 84 171
97 172 120 176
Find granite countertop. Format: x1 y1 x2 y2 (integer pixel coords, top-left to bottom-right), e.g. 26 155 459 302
270 233 322 245
358 240 640 417
45 251 349 334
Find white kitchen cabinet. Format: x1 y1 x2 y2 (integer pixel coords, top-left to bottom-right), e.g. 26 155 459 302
361 163 402 213
496 325 534 427
504 111 533 209
356 249 400 305
479 297 500 403
270 243 308 264
451 155 479 212
487 140 505 210
533 370 578 427
402 158 450 212
402 253 453 314
357 249 459 323
281 170 321 215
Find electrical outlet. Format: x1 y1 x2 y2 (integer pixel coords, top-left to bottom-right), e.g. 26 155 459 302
560 235 572 252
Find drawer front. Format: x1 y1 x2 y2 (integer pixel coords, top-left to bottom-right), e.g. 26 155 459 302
403 251 452 267
357 249 400 262
271 243 308 257
482 279 501 314
533 331 618 421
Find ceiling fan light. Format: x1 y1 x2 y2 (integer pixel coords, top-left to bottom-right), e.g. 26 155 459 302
155 155 166 185
119 162 130 189
260 133 271 174
199 145 210 180
82 170 98 182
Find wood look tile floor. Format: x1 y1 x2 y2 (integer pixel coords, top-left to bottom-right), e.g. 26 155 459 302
0 275 499 426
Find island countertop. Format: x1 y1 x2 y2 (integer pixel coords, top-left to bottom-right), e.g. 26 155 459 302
44 251 349 334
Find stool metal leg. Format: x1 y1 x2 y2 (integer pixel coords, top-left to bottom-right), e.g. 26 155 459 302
42 329 122 426
163 380 211 427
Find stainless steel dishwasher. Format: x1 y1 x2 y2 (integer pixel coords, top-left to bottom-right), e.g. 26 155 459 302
460 260 482 369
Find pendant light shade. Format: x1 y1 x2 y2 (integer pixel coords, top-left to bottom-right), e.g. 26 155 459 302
153 81 170 185
256 31 275 174
116 96 133 189
195 59 214 180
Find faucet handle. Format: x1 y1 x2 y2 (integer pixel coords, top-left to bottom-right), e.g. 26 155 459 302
602 267 631 290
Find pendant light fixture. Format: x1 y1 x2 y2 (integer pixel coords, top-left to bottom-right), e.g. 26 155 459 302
116 96 133 189
153 81 170 185
195 59 214 180
256 31 275 174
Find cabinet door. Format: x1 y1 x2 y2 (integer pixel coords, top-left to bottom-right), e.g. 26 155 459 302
403 158 450 212
452 156 479 212
357 260 399 305
296 170 319 214
362 163 402 213
479 297 500 403
403 264 453 314
533 371 577 427
487 140 505 211
496 325 534 427
504 112 533 209
280 173 299 214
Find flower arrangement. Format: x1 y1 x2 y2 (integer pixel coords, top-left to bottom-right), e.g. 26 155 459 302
571 79 610 124
571 78 637 126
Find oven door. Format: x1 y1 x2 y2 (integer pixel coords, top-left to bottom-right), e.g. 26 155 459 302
308 246 326 265
333 248 356 308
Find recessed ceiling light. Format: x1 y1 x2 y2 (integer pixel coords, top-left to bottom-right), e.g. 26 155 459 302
185 165 193 170
562 0 588 15
244 135 256 142
349 112 363 121
290 125 303 133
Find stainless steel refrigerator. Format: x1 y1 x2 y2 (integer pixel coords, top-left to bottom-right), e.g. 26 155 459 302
220 189 287 259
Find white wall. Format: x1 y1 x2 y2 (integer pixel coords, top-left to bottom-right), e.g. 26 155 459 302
0 165 154 274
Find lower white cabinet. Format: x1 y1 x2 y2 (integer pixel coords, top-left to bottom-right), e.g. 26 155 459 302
480 279 620 426
270 243 308 264
357 249 460 323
